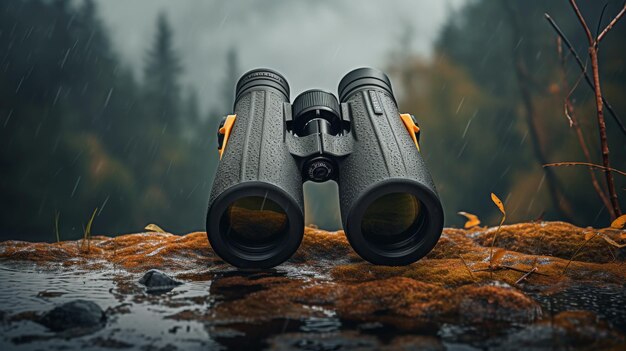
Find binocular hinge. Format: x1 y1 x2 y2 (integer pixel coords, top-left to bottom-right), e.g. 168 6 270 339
218 114 237 159
400 113 421 152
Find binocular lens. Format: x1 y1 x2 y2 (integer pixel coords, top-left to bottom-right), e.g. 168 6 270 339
361 192 423 249
220 196 289 250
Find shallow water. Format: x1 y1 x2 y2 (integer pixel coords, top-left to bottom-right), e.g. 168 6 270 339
0 261 624 350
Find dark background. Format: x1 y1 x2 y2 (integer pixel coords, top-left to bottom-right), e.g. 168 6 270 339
1 0 625 241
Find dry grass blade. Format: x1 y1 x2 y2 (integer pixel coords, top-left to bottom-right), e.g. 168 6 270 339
458 211 481 229
488 193 507 266
54 211 60 243
82 208 98 253
601 235 626 249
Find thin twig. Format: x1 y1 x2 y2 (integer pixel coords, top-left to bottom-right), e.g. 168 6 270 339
568 0 593 43
562 232 597 276
556 38 615 218
597 2 626 43
516 266 538 285
543 162 626 177
544 13 626 136
595 3 609 39
474 265 548 276
568 0 622 218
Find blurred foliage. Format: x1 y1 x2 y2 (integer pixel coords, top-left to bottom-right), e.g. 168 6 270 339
389 0 625 228
0 0 228 240
1 0 624 241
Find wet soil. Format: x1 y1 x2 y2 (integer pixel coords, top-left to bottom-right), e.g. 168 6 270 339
0 221 624 350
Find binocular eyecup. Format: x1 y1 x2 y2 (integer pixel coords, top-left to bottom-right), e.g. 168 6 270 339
338 67 394 103
234 68 290 105
206 181 304 269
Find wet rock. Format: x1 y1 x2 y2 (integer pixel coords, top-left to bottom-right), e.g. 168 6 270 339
39 300 106 332
498 311 624 350
495 324 567 351
138 269 182 292
456 283 542 323
549 310 624 346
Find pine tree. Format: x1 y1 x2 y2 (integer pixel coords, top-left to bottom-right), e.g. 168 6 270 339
220 47 240 113
144 12 182 133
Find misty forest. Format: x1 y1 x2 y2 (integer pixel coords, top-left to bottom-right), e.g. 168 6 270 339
1 1 625 241
1 1 626 350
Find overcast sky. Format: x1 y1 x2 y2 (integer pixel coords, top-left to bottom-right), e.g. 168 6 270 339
96 0 466 111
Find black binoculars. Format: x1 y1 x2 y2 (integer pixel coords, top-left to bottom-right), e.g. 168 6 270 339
206 67 443 268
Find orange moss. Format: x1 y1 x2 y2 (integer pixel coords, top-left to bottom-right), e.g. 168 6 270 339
427 227 484 258
335 277 453 318
472 221 624 263
291 228 359 263
2 222 625 341
1 221 624 291
0 231 217 272
455 285 541 323
214 281 325 321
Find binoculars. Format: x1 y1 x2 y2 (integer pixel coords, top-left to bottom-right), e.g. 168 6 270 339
206 68 443 268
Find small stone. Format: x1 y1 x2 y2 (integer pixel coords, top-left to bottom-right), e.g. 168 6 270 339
39 300 106 332
138 269 182 292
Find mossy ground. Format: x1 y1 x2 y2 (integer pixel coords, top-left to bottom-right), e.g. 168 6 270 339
1 221 625 349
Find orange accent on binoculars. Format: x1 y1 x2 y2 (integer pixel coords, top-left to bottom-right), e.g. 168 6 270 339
218 114 237 159
400 113 421 152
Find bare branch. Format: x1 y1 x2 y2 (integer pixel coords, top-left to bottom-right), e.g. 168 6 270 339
556 38 615 218
569 0 594 44
544 13 626 136
543 162 626 177
598 3 626 42
550 2 621 216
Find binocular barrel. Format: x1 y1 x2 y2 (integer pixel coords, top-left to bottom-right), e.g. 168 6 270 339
207 67 443 268
337 68 444 265
206 69 304 269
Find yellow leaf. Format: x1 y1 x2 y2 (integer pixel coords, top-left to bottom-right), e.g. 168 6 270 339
458 211 481 229
602 235 626 248
491 193 505 215
584 232 595 241
610 214 626 229
145 224 165 233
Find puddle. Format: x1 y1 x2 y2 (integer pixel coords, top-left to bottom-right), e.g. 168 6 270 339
1 261 624 350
